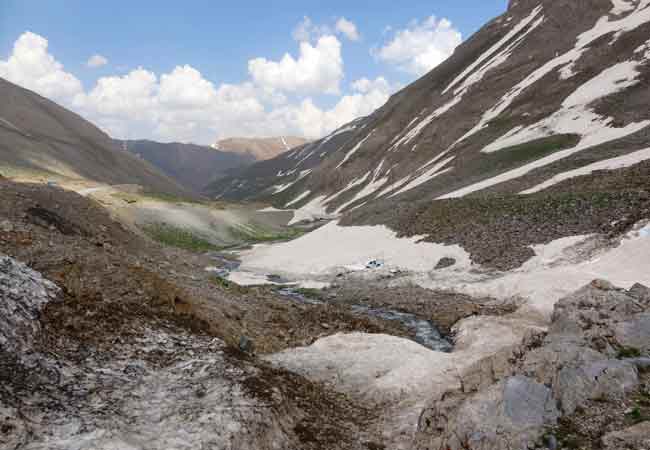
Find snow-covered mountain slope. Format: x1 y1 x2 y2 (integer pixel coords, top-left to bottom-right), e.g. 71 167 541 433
205 118 365 201
207 0 650 224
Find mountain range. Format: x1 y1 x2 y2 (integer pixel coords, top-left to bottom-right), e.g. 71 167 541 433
121 139 255 192
207 0 650 228
212 136 310 161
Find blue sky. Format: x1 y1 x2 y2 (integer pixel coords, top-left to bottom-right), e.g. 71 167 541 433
0 1 508 143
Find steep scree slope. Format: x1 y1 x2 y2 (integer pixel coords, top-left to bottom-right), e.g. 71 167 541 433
0 77 193 197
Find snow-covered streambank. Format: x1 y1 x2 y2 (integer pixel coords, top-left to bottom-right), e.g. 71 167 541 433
232 220 650 318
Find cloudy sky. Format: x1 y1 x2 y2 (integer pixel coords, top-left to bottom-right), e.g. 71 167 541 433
0 0 507 144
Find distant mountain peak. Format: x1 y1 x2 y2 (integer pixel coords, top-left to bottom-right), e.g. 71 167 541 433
213 136 310 161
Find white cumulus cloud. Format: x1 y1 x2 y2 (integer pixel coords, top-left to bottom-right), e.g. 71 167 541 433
0 31 84 103
376 16 462 76
248 35 343 95
1 31 395 143
87 54 108 68
336 17 360 41
292 16 333 42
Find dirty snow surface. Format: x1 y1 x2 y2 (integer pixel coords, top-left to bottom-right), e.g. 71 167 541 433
234 221 650 315
236 221 471 278
0 254 296 450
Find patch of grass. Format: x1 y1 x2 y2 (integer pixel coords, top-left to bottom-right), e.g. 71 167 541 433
625 407 645 423
482 134 581 174
486 115 518 132
0 164 63 181
142 223 222 252
618 347 642 359
141 191 205 205
209 276 232 289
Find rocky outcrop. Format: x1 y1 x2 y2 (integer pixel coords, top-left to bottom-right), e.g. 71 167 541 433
602 421 650 450
415 280 650 450
0 254 60 358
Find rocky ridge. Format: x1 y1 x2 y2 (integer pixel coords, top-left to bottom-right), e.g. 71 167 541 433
415 280 650 450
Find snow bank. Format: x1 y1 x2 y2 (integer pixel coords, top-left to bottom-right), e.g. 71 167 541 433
287 195 337 225
266 313 544 448
336 129 375 168
237 221 472 276
285 190 311 207
418 224 650 317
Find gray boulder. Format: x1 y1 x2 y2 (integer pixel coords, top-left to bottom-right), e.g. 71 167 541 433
416 280 650 449
419 376 559 450
615 313 650 353
602 421 650 450
0 254 60 358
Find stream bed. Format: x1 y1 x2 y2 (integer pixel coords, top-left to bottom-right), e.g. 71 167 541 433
208 252 453 353
277 287 453 352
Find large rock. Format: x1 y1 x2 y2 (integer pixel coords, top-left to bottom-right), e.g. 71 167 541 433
416 281 649 449
0 254 60 358
419 376 559 450
615 313 650 353
554 359 638 414
602 421 650 450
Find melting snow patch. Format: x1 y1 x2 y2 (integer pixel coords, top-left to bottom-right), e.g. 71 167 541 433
390 156 455 197
611 0 636 15
333 177 389 213
287 195 336 226
285 190 311 207
522 147 650 194
270 169 312 194
237 221 472 277
457 3 650 146
336 130 375 168
418 224 650 318
439 60 650 199
388 97 461 152
444 6 545 97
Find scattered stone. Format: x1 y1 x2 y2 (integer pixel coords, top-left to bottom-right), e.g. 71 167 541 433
239 335 255 353
0 220 13 232
434 257 456 270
